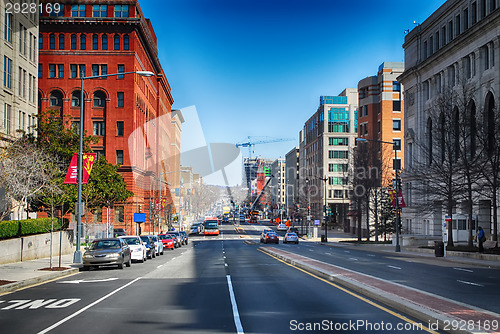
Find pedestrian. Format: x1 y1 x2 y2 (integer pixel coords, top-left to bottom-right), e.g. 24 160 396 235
477 226 485 253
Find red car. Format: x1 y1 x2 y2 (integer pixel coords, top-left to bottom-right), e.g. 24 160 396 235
260 231 279 244
158 234 175 250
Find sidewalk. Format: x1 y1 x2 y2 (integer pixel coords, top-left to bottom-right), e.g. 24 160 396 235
0 253 79 295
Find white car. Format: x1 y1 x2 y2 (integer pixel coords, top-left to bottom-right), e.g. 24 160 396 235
283 232 299 244
150 235 164 256
120 236 147 263
277 223 288 231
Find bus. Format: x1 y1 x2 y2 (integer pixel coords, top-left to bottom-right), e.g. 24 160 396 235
203 217 220 236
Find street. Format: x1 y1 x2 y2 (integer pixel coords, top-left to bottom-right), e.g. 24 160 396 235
3 220 495 333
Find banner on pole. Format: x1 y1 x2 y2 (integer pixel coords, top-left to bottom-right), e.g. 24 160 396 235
64 153 97 184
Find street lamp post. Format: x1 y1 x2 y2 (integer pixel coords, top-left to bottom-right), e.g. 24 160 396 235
318 175 328 242
305 177 310 236
73 70 154 265
356 138 401 252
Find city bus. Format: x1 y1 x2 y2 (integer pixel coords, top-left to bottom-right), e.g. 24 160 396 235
203 217 220 236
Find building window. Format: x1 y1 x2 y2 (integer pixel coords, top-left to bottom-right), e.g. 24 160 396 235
114 34 120 50
393 119 402 131
328 137 348 146
117 64 125 78
39 33 43 50
117 121 124 136
4 12 12 43
328 150 348 159
50 4 64 16
123 34 129 50
49 90 63 107
116 150 124 165
393 100 401 111
58 64 64 78
92 5 107 17
49 33 55 49
472 2 478 24
71 34 77 49
393 139 401 151
38 63 42 78
59 34 65 49
92 34 98 50
115 206 125 223
70 64 78 78
117 92 124 107
114 5 129 18
93 121 105 136
49 64 56 78
448 21 453 42
71 5 85 17
80 34 86 50
464 8 469 30
72 121 80 134
393 158 402 171
71 91 81 107
334 190 344 199
102 34 108 50
3 56 12 89
92 64 99 76
455 14 461 36
101 64 107 76
93 91 106 107
393 81 401 92
4 104 11 135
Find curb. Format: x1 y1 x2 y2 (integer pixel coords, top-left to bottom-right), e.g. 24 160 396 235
259 247 499 334
0 268 79 295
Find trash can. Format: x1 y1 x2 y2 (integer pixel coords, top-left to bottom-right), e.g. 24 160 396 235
321 235 326 242
434 241 444 257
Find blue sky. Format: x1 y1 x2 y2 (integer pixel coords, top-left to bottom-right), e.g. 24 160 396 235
140 0 447 160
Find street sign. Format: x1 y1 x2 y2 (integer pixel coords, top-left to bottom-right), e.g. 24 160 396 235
134 213 146 223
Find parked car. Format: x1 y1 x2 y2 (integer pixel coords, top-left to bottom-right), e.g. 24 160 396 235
190 223 200 235
277 223 288 231
83 238 131 270
170 231 187 245
140 235 156 259
287 227 299 235
112 228 127 237
283 232 299 244
260 231 279 244
120 236 147 263
180 231 189 245
150 235 164 256
158 234 175 250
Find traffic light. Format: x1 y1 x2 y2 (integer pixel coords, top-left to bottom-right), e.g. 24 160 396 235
138 204 142 213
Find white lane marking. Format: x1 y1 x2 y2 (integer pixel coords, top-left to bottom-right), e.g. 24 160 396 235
453 267 474 273
387 265 402 270
58 278 119 284
37 277 142 334
325 252 332 255
225 263 228 267
349 258 358 261
457 280 483 287
226 275 244 334
344 250 350 253
157 265 163 268
367 254 375 257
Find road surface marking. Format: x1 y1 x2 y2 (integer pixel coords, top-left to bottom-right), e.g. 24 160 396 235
453 267 473 273
344 250 350 253
37 277 142 334
157 265 163 268
388 265 402 270
325 252 332 255
457 280 483 287
259 250 438 334
226 275 244 334
58 278 119 284
367 254 375 257
349 258 358 261
225 263 228 267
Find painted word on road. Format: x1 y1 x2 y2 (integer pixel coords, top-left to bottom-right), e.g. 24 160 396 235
0 299 80 310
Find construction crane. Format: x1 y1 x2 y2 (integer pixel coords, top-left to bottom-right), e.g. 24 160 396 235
235 136 295 158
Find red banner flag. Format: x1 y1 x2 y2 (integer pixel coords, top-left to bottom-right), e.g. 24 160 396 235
64 153 97 184
388 189 406 208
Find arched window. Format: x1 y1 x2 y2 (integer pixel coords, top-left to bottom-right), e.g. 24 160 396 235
93 90 106 107
80 34 86 50
59 34 65 49
71 90 81 107
102 34 108 50
114 34 120 50
49 34 55 49
50 90 63 107
92 34 98 50
71 34 77 50
123 34 129 50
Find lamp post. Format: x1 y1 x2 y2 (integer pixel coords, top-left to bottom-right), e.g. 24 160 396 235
356 138 401 252
318 175 328 242
73 70 154 264
305 177 310 236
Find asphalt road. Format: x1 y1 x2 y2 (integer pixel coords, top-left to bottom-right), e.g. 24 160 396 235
0 221 446 333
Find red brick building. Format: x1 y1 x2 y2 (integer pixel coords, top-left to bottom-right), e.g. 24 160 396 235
38 0 176 235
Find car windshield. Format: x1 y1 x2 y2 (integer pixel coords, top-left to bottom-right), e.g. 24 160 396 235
140 236 150 243
122 237 140 245
90 240 120 250
159 234 172 240
267 232 277 236
204 221 218 228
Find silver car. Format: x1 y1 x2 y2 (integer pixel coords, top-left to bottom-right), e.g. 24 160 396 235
83 238 131 270
150 235 164 256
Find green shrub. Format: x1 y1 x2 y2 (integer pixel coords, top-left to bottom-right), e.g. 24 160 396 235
0 218 61 240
